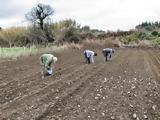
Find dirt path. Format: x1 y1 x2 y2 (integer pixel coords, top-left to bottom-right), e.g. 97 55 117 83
0 48 160 120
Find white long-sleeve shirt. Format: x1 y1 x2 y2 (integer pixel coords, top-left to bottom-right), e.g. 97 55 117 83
84 50 95 63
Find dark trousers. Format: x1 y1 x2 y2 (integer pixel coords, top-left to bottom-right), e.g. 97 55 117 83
105 51 111 61
84 52 91 64
86 57 91 64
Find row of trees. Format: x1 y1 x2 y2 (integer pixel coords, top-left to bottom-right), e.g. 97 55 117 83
136 21 160 31
1 3 159 48
0 3 105 47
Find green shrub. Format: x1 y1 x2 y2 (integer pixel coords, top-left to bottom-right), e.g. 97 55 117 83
152 37 160 48
120 33 139 44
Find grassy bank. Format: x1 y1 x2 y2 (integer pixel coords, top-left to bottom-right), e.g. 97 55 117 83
0 46 68 58
0 38 121 58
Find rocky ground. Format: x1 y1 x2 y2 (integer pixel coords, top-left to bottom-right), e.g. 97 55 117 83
0 48 160 120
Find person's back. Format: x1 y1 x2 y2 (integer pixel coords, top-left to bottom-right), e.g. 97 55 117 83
84 50 95 58
102 48 115 61
40 53 58 78
103 48 113 53
40 54 54 65
84 50 97 64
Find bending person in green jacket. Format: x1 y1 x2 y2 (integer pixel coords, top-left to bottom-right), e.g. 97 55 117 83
40 53 58 78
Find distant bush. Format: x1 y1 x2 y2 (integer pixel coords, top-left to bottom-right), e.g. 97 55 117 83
151 31 159 36
152 37 160 48
68 34 81 43
137 32 147 40
120 33 139 44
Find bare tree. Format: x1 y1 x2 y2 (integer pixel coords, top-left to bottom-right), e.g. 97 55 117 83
25 3 54 30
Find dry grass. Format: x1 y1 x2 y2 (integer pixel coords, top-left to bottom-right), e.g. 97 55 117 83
0 27 28 47
0 27 27 39
66 43 82 50
59 38 120 51
82 38 120 49
137 40 153 48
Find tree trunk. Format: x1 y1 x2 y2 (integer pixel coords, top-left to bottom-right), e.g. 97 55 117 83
40 19 44 30
9 42 12 48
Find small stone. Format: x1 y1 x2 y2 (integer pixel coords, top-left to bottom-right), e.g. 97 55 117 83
152 105 156 110
101 112 105 116
57 108 61 112
133 113 137 118
127 91 131 94
129 104 133 108
133 78 137 80
136 117 140 120
132 85 136 89
111 116 115 119
55 96 59 99
95 97 99 100
144 115 148 119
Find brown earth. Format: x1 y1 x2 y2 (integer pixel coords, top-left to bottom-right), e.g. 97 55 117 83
0 48 160 120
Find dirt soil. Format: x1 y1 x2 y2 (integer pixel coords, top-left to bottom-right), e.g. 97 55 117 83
0 48 160 120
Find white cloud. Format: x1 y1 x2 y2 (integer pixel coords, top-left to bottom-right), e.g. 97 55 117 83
0 0 160 30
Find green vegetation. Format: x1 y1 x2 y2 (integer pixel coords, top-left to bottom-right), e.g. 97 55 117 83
152 37 160 48
116 21 160 47
0 47 37 58
0 45 68 58
120 32 139 44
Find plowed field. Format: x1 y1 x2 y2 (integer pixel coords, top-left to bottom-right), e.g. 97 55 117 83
0 48 160 120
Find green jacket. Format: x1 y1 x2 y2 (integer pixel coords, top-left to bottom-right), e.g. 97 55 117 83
40 54 54 69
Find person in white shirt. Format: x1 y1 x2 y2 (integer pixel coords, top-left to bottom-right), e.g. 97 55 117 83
84 50 97 64
102 48 115 62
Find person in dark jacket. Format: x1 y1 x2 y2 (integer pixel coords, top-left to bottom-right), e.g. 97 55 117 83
102 48 115 61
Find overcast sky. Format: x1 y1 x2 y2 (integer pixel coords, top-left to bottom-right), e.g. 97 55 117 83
0 0 160 31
